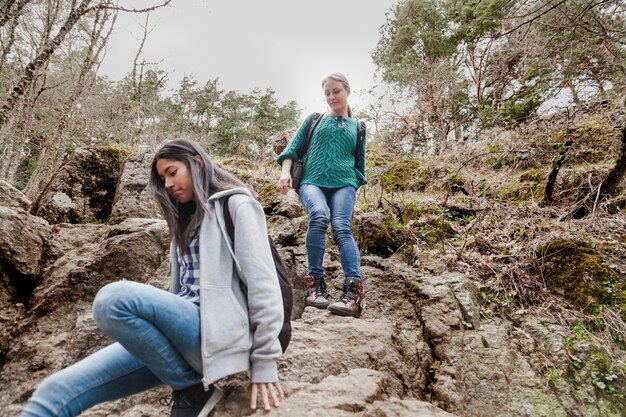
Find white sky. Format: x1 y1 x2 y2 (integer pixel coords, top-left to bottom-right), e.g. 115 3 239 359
99 0 399 120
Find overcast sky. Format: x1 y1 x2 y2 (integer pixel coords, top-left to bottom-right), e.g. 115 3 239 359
99 0 399 119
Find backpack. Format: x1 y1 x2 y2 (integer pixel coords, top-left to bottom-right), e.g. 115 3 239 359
222 196 293 353
296 112 367 170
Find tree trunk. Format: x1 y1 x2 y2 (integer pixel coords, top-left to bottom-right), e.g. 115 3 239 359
0 96 37 181
564 127 626 220
0 0 32 72
600 127 626 197
543 141 573 206
24 5 113 199
0 0 94 129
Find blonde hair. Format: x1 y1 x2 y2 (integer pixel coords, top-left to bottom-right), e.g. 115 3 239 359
322 73 352 117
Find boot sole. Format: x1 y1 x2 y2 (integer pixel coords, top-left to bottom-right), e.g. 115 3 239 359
306 302 330 309
327 305 361 318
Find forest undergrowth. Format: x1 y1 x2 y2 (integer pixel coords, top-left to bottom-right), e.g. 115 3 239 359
339 99 626 393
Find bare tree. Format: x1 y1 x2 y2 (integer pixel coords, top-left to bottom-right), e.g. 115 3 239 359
0 0 35 72
0 0 65 181
23 5 116 198
0 0 94 129
0 0 172 185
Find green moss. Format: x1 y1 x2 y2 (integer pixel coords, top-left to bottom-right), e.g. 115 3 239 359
379 158 425 191
352 212 408 258
527 389 569 417
98 145 131 165
219 157 257 170
257 183 276 208
405 280 420 299
447 175 468 195
355 216 394 257
539 239 621 314
418 217 455 246
364 145 390 168
519 168 546 183
75 147 129 223
592 352 613 375
506 181 544 202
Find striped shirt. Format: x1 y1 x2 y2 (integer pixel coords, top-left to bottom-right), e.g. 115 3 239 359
176 229 201 305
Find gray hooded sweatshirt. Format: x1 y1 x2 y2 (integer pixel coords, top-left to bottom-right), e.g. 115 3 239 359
168 187 283 387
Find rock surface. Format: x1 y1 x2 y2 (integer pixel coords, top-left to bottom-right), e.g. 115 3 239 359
109 150 161 224
31 147 127 224
0 149 623 417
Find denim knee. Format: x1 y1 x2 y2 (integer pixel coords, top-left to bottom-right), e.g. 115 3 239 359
92 281 132 331
308 210 329 231
331 215 353 243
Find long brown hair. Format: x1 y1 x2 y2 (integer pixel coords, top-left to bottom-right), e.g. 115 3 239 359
322 73 352 117
150 138 245 251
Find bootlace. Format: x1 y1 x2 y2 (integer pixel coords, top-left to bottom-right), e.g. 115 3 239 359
340 280 361 304
158 389 193 407
308 278 326 296
158 393 174 407
314 283 326 296
341 289 358 304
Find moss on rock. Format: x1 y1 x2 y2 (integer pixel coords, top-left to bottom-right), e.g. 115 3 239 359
539 239 622 314
257 183 277 211
418 217 456 246
77 146 130 222
519 168 547 183
379 158 427 191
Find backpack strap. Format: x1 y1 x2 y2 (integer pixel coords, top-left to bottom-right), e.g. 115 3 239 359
223 195 234 245
354 119 366 169
223 194 292 353
295 112 323 160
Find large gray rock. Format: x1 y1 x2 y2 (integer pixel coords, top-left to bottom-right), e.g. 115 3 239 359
0 207 51 309
0 180 31 211
31 147 128 224
353 211 395 256
26 218 169 319
109 151 161 225
0 218 170 416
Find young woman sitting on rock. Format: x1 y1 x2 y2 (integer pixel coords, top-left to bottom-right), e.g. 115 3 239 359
21 139 285 417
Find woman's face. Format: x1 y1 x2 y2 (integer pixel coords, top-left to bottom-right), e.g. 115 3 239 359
156 158 195 203
323 79 349 115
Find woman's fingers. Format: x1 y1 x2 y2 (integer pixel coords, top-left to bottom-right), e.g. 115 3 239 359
267 383 280 407
260 384 271 411
249 383 284 410
249 383 259 409
270 382 285 407
276 177 291 194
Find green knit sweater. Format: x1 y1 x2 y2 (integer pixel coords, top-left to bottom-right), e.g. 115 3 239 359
277 113 367 189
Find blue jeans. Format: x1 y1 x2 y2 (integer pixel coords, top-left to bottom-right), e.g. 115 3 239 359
299 184 361 281
21 281 203 417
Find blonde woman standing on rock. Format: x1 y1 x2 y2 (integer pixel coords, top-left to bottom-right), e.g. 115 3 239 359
276 73 367 318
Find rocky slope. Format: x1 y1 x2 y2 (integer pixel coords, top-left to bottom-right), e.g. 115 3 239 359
1 113 625 416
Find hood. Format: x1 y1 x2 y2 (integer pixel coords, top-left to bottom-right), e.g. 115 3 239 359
208 186 254 203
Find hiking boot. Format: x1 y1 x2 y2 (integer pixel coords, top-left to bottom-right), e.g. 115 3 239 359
327 278 363 318
304 275 330 309
161 382 223 417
